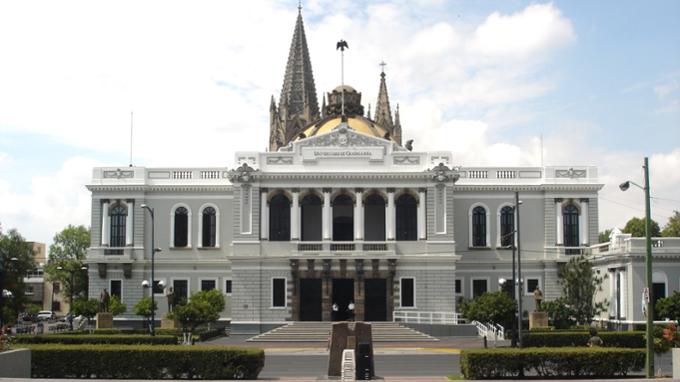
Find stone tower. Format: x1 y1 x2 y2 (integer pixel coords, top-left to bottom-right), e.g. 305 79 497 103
269 7 320 151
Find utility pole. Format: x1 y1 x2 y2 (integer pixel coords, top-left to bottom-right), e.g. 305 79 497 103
516 191 523 348
644 157 653 378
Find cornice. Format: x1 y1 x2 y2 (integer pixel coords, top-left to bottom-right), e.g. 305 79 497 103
453 184 604 192
87 185 234 193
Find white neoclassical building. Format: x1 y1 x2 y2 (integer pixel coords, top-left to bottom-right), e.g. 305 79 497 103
84 9 678 334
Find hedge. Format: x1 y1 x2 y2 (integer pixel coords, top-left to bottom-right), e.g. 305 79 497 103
13 334 177 345
460 347 645 379
24 344 264 379
521 331 645 348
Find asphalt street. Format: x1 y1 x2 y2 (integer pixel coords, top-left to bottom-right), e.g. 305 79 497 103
259 353 459 379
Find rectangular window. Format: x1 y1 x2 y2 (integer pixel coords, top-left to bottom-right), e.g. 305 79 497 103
400 278 415 307
225 279 232 294
110 280 122 300
472 279 488 299
173 279 189 302
272 278 286 307
455 279 462 295
526 278 539 295
152 280 165 295
200 279 216 291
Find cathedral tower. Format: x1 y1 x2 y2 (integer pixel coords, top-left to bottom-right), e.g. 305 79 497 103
269 7 320 151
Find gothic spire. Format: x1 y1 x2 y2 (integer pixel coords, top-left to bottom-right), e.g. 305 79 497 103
277 8 320 139
374 64 394 130
394 103 402 145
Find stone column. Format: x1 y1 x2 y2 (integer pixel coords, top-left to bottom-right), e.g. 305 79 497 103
386 188 395 240
555 199 563 245
125 200 134 246
354 189 363 240
418 189 426 240
580 198 589 245
323 188 331 240
291 189 300 240
101 200 110 246
261 189 269 240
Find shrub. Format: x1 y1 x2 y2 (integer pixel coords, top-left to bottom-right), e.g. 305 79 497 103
540 298 576 329
521 331 645 348
72 298 99 327
13 334 176 345
108 295 126 316
25 344 264 379
460 347 645 379
461 292 516 330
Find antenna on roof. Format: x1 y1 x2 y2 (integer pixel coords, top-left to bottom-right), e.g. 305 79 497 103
129 111 134 167
336 39 349 121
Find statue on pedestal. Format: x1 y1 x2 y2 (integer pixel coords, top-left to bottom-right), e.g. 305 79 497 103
166 286 175 313
99 289 110 312
533 287 544 311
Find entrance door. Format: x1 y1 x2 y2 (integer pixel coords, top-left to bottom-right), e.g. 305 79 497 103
364 279 387 321
332 279 354 321
299 279 322 321
652 282 666 320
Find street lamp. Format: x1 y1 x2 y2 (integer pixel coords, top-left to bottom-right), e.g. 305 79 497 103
0 257 19 328
140 204 162 336
56 264 88 330
620 157 653 378
501 197 523 347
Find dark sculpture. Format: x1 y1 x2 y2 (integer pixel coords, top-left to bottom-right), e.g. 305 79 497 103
99 289 110 313
166 286 176 313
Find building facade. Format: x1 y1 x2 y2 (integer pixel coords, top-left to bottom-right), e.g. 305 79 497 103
85 10 605 332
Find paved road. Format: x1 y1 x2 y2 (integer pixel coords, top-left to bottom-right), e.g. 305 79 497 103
259 353 459 379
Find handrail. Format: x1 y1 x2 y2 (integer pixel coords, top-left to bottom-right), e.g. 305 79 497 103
393 310 463 325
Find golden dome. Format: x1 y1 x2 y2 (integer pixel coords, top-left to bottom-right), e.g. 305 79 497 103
295 116 394 142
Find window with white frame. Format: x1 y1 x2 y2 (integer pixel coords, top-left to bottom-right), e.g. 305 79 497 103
272 278 286 308
525 278 540 295
200 279 216 291
472 278 488 299
225 279 232 295
173 206 190 247
400 278 416 308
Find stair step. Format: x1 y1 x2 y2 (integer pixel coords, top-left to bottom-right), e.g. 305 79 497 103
247 322 439 342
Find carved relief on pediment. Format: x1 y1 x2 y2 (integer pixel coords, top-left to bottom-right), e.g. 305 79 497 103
294 125 390 149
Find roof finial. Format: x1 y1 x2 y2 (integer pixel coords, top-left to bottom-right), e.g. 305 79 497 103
336 39 349 121
298 0 302 13
379 60 387 74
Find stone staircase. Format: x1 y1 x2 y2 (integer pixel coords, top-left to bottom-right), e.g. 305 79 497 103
247 322 438 342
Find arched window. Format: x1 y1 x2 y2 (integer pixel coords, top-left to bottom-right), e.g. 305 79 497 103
364 193 386 241
301 194 322 241
472 206 487 247
174 207 189 247
500 206 514 247
333 194 354 241
269 194 291 241
563 203 579 247
396 194 417 241
110 204 127 247
202 207 217 247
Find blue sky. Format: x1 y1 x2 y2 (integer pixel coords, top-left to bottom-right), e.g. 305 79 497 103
0 0 678 247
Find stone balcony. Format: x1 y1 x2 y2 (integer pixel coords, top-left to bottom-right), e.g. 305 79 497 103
590 236 680 258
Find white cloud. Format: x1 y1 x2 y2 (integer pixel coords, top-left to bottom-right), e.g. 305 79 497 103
0 157 99 245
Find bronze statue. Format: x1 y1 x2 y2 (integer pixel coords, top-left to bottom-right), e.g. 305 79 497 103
99 289 110 312
533 287 544 311
166 286 175 313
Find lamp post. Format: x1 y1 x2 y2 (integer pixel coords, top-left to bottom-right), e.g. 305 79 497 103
56 264 88 330
514 192 523 348
0 257 18 328
619 157 653 378
141 204 161 336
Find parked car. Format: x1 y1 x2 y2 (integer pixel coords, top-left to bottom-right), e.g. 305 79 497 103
36 311 55 321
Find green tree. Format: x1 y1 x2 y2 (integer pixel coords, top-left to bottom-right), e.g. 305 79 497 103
598 229 612 243
172 289 225 332
72 298 99 328
133 296 157 332
108 296 127 317
661 211 680 237
622 217 661 237
0 227 36 325
541 298 576 329
656 291 680 322
557 254 608 325
460 291 516 330
44 225 90 305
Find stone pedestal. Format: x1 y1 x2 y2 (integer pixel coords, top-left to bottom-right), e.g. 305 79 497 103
95 312 113 329
161 316 179 329
529 311 549 330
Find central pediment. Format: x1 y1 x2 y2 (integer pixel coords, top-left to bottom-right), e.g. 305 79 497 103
281 123 404 152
